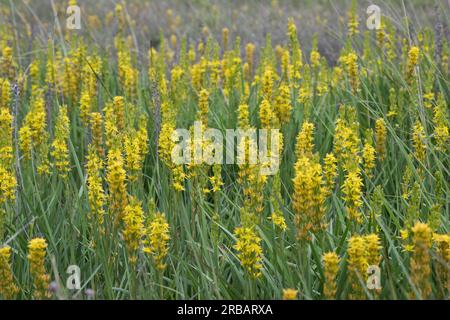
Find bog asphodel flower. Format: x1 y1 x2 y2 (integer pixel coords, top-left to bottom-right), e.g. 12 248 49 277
295 121 314 159
234 226 263 278
375 118 387 161
342 168 363 223
406 46 420 83
86 146 105 228
51 105 70 178
0 246 19 299
412 121 426 163
347 235 367 299
27 238 50 299
323 251 340 299
292 156 326 240
106 147 127 223
143 212 170 271
410 222 432 299
123 197 145 265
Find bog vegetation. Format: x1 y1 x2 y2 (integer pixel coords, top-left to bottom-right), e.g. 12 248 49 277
0 0 449 299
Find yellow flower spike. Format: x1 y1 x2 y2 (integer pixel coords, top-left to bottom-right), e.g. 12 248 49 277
295 121 314 159
143 212 170 271
410 222 432 299
86 146 105 228
259 98 273 129
323 252 340 299
406 46 420 83
342 168 363 223
27 238 50 300
323 153 337 195
292 156 326 240
51 106 70 179
0 246 19 299
274 83 292 125
412 121 426 163
233 226 263 278
375 118 387 161
122 198 145 266
106 147 127 223
347 235 368 299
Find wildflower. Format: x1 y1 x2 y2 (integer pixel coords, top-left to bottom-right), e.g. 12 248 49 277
0 107 13 167
433 94 449 152
323 252 340 299
295 121 314 159
222 28 229 51
86 146 105 227
375 118 387 161
333 114 361 171
197 89 209 125
292 156 326 240
323 153 337 195
274 83 291 125
0 246 18 299
0 78 10 109
340 52 359 93
362 142 376 178
51 106 70 178
433 233 450 296
347 236 368 299
27 238 50 299
234 226 263 278
364 234 382 266
282 288 298 300
90 112 104 157
106 148 127 223
410 222 432 299
122 198 145 265
347 1 359 37
406 46 420 83
259 98 273 129
342 168 363 223
262 67 274 100
412 121 426 163
143 212 170 271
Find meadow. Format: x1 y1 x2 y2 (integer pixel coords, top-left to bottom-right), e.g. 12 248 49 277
0 0 449 300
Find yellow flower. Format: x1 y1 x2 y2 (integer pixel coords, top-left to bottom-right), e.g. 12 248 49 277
362 142 376 178
0 246 19 299
323 252 340 299
282 288 298 300
0 107 13 167
106 147 127 223
143 212 170 271
410 222 432 299
412 121 426 163
375 118 387 161
292 156 326 240
295 121 314 159
51 105 70 178
342 168 363 223
27 238 50 299
0 165 16 203
122 198 145 265
86 146 105 228
234 226 263 278
347 235 367 299
406 46 420 83
274 83 291 125
259 98 273 129
323 153 337 195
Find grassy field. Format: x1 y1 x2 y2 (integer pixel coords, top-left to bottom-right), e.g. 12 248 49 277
0 0 449 300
